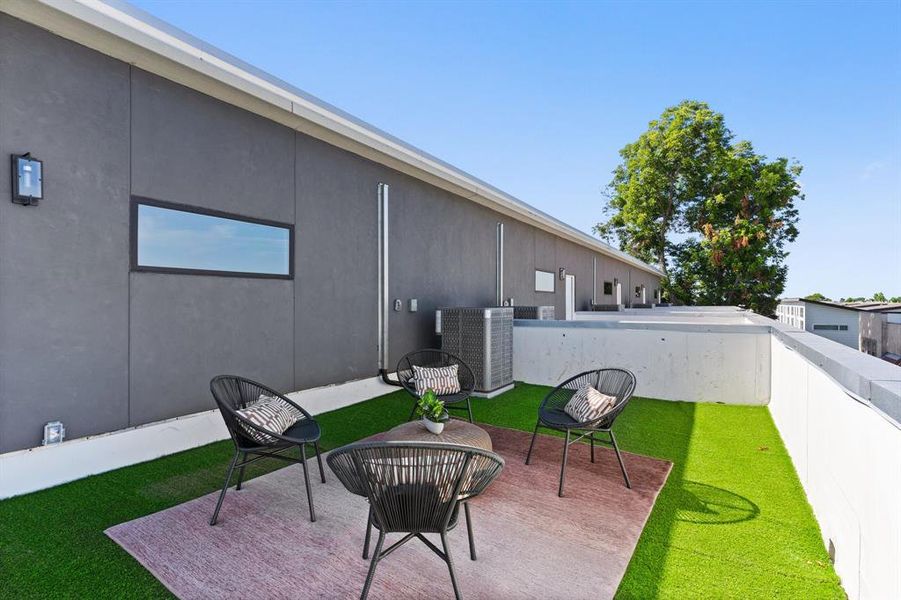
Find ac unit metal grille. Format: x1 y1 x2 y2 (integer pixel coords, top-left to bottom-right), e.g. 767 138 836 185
440 307 513 393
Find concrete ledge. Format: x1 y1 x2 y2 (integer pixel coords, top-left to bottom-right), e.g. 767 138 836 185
761 316 901 425
515 318 771 335
0 376 395 499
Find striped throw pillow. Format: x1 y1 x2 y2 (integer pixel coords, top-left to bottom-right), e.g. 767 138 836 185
236 395 300 445
563 384 617 423
412 364 461 396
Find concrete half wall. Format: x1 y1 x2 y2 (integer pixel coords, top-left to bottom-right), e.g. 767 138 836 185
513 318 772 405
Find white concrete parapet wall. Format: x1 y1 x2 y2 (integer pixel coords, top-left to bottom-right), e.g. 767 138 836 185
769 333 901 600
513 312 771 404
0 376 394 499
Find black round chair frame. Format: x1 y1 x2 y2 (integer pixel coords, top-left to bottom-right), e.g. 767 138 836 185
209 375 326 525
396 349 477 423
396 348 476 423
524 368 637 497
327 441 504 600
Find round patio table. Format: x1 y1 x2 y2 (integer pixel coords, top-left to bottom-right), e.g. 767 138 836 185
374 419 492 451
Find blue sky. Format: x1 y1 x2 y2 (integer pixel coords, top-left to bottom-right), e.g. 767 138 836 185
131 0 900 300
137 205 290 274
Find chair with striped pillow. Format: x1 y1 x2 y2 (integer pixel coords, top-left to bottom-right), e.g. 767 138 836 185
396 349 476 423
524 368 636 496
209 375 326 525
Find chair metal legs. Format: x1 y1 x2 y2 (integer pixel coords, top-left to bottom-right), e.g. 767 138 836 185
363 505 373 559
314 441 326 483
362 502 477 562
235 451 248 490
527 423 631 493
465 399 474 423
360 530 386 600
210 451 239 526
464 502 476 560
525 420 540 465
558 430 571 497
211 442 322 526
300 443 316 522
441 532 463 600
609 431 632 489
359 527 463 600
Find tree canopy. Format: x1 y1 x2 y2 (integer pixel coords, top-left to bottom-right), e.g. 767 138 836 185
596 100 803 316
838 292 901 303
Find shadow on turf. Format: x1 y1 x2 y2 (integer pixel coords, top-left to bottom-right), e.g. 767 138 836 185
673 480 760 525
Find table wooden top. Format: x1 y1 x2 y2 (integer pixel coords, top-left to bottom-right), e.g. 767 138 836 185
374 419 492 451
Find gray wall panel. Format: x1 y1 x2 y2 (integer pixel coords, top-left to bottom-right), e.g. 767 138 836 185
0 16 131 452
388 176 497 365
130 69 295 223
294 135 380 388
129 274 294 424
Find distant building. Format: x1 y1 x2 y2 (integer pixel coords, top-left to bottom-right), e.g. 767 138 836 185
777 299 901 359
777 299 860 348
857 305 901 358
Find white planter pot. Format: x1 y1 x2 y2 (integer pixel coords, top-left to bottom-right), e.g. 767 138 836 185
422 417 445 435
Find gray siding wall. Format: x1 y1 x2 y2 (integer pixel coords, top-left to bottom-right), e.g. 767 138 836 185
0 15 660 452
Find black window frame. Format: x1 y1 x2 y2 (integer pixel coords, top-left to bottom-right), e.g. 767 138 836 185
130 197 294 280
603 281 613 295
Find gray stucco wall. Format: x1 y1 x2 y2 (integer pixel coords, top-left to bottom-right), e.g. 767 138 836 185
0 15 660 452
0 16 131 453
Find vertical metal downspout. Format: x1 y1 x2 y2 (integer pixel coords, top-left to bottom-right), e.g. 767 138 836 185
496 222 504 306
377 183 390 375
592 256 597 305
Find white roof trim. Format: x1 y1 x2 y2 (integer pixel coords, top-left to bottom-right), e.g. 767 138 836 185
1 0 663 277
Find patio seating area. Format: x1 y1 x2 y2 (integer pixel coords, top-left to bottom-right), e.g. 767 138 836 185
0 384 843 599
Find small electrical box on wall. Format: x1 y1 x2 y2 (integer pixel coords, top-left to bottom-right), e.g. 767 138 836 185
11 153 43 205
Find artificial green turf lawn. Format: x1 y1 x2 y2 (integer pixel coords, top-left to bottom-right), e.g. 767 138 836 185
0 385 843 599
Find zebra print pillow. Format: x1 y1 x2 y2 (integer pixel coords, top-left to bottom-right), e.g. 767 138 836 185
412 364 461 396
564 384 617 423
236 395 300 444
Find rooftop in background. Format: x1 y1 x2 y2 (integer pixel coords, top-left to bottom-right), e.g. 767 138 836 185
780 298 901 313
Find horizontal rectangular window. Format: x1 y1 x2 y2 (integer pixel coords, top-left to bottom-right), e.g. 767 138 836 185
812 324 848 331
535 270 555 293
132 199 292 278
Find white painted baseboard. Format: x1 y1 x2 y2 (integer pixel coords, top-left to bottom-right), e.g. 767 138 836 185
0 376 396 500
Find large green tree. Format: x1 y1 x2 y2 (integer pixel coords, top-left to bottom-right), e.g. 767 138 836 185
595 101 729 275
596 101 803 316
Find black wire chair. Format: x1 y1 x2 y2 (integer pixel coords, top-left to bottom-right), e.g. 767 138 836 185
328 441 504 600
525 368 636 497
396 349 477 423
209 375 325 524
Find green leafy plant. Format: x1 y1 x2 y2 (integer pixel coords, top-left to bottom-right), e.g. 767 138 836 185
415 389 449 423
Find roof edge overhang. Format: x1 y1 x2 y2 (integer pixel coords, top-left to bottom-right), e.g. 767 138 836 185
0 0 663 277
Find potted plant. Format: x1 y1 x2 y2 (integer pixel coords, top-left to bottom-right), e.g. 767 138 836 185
416 389 449 434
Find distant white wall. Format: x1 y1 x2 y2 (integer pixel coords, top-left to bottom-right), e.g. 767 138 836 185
769 337 901 600
805 303 860 349
513 321 770 404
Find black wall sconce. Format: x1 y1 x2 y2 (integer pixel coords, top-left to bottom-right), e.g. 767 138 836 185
11 153 43 205
559 267 566 280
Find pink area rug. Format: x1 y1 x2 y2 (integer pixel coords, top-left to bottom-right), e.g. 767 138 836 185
106 425 671 599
